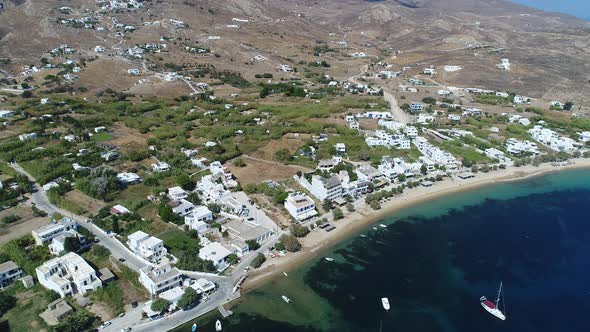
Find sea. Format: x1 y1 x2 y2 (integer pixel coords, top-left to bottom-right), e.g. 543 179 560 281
171 168 590 332
510 0 590 20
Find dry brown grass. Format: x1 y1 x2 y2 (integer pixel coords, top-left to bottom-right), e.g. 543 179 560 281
227 156 310 184
64 190 106 216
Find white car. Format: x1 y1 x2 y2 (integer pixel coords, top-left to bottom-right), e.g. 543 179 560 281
99 321 112 329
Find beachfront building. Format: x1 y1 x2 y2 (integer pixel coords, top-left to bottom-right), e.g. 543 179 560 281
284 192 318 222
505 138 540 155
484 148 510 162
309 175 343 201
222 219 274 245
32 217 79 246
355 164 385 182
126 231 168 264
0 261 23 288
365 130 411 150
413 137 459 169
528 126 580 152
138 263 183 295
36 252 102 298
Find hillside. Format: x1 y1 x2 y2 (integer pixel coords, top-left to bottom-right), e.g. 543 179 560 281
0 0 588 103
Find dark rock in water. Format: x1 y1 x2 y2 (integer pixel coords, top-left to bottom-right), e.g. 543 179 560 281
394 0 421 8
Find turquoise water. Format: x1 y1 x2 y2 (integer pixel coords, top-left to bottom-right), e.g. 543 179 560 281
172 169 590 332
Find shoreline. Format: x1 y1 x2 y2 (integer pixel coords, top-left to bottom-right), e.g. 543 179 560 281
240 159 590 292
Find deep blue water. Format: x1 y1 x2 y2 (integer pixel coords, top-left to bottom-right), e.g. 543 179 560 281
172 169 590 332
510 0 590 20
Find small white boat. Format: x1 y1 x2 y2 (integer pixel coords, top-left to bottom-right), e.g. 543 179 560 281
480 282 506 320
381 297 390 311
372 227 378 230
379 224 387 228
281 295 292 303
191 323 197 332
215 320 222 331
283 272 288 277
360 234 367 238
325 257 334 262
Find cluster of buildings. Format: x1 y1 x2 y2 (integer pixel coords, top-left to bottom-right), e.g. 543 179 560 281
365 130 411 150
413 137 459 169
32 217 86 256
528 126 581 153
505 138 540 155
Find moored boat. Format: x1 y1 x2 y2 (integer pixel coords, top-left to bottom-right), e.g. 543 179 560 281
281 295 292 303
215 320 222 331
325 257 334 262
381 297 390 311
379 224 387 228
480 282 506 320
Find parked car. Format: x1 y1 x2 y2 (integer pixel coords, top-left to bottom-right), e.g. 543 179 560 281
99 321 112 329
118 257 126 263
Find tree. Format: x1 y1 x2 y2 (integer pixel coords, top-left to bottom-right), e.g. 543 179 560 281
177 287 200 309
345 203 355 212
50 309 96 332
563 101 574 111
250 253 266 268
111 218 120 233
232 158 246 167
332 208 344 220
274 148 291 163
397 174 406 182
63 236 81 253
21 90 33 98
420 163 428 175
246 239 260 250
290 224 310 238
151 298 171 313
422 96 436 105
0 292 16 315
322 199 332 211
278 234 301 252
176 174 195 191
159 202 181 224
227 253 239 265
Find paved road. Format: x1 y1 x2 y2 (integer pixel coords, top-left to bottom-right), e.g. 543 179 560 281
11 162 280 331
9 162 146 270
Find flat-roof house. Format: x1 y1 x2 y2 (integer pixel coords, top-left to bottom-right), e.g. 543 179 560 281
185 206 213 231
190 278 216 295
138 263 182 295
410 103 423 112
284 192 317 222
169 199 195 217
152 161 171 172
309 175 343 201
0 261 23 287
0 110 16 118
32 217 79 246
48 230 87 256
127 231 168 263
117 172 140 185
199 242 232 270
42 299 73 324
19 132 38 141
36 252 102 298
168 186 188 200
335 143 346 154
111 204 131 215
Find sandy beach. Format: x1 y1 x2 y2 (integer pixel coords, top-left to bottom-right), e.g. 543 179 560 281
241 159 590 291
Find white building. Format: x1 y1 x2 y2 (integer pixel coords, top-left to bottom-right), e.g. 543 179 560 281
36 252 102 298
199 242 232 270
0 110 16 118
497 58 511 70
19 133 38 141
284 192 317 222
528 126 579 152
138 263 182 295
0 261 23 288
513 95 529 104
423 68 436 75
579 132 590 143
444 65 462 72
309 175 343 201
126 231 168 264
484 148 510 162
152 161 171 172
448 114 461 122
168 186 188 201
506 138 541 155
413 137 458 169
117 172 141 185
335 143 346 154
170 199 195 217
32 218 79 246
48 230 86 256
410 103 423 112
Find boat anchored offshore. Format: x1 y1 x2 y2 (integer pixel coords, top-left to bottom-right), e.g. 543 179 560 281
282 295 292 303
325 257 334 262
379 224 387 228
381 297 390 311
480 282 506 320
215 320 222 331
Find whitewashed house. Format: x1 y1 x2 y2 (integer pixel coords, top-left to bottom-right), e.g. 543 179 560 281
199 242 232 270
284 192 317 222
126 231 168 263
32 218 79 246
138 263 182 295
152 162 171 172
36 253 102 298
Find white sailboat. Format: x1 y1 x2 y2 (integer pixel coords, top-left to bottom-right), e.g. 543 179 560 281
480 282 506 320
381 297 390 311
215 320 222 331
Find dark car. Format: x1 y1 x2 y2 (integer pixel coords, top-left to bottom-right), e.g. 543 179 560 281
118 258 126 263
